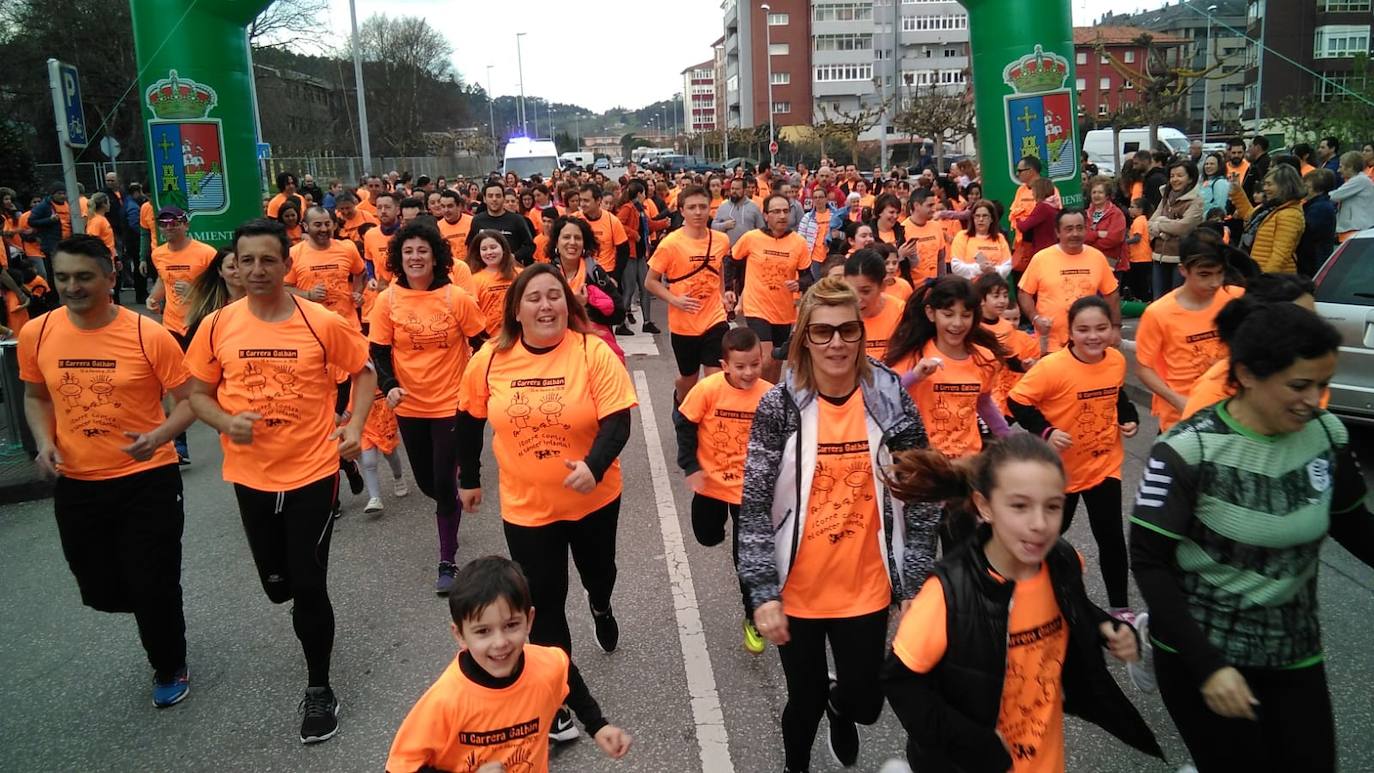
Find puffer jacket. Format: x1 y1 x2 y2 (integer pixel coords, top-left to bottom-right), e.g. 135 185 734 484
737 359 942 611
1230 185 1304 273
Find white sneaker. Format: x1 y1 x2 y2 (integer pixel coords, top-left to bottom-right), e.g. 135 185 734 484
1128 611 1158 692
363 497 384 514
393 479 408 497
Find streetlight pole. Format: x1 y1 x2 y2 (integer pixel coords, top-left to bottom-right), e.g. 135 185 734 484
486 65 497 168
1201 5 1216 144
761 2 775 167
516 32 528 136
348 0 372 166
1254 10 1266 133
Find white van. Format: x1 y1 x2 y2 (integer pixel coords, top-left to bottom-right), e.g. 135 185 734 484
559 151 593 169
1083 127 1191 175
504 138 559 179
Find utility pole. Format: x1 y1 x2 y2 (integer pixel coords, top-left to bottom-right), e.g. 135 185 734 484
516 32 528 136
721 19 730 163
1201 6 1216 144
761 2 775 167
1253 10 1266 133
348 0 372 166
486 65 497 169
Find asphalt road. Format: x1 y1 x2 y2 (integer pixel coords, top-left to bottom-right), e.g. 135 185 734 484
2 307 1372 773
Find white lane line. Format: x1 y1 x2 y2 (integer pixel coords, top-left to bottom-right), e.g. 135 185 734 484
632 369 734 773
619 335 661 357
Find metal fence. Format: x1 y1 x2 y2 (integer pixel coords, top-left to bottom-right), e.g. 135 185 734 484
32 155 496 195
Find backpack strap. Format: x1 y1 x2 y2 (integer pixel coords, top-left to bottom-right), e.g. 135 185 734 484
289 295 330 373
664 229 719 284
33 308 54 361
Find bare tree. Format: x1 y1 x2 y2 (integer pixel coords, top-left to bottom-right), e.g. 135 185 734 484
892 80 975 172
814 101 886 166
351 14 463 155
249 0 331 49
1091 32 1228 150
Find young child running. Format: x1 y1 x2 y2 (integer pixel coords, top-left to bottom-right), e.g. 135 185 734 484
881 245 914 302
881 434 1163 773
1007 297 1140 622
386 556 631 773
973 273 1040 421
467 229 521 338
1134 240 1245 434
359 387 408 515
844 249 907 361
673 327 773 654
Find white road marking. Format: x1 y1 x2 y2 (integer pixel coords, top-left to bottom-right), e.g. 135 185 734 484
632 369 734 773
619 335 661 357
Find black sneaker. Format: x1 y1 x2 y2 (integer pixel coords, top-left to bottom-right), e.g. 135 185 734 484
642 321 661 335
435 561 457 595
826 677 859 767
591 605 620 653
298 686 340 744
625 311 637 325
614 324 634 336
549 705 579 742
341 459 365 495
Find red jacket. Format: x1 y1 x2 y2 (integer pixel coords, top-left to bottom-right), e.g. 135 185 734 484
616 202 644 259
1084 203 1127 266
1015 201 1061 258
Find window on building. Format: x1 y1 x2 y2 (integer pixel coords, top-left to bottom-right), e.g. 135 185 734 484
773 101 791 113
1321 0 1372 10
1076 77 1086 90
1314 25 1371 58
1098 103 1109 116
767 12 789 25
1100 54 1110 64
1124 79 1134 89
814 34 874 51
769 42 790 56
772 72 791 85
1124 51 1135 63
900 14 968 31
1076 51 1087 65
1099 76 1111 89
944 47 960 57
815 63 875 81
812 3 874 22
1317 71 1368 101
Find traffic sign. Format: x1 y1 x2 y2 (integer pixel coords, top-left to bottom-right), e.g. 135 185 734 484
49 60 88 149
99 136 121 159
256 142 272 160
769 140 779 155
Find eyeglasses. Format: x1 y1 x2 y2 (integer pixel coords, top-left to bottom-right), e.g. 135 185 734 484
1016 167 1031 173
766 208 791 215
805 320 864 345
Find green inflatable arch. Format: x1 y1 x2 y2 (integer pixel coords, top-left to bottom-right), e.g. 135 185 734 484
131 0 272 245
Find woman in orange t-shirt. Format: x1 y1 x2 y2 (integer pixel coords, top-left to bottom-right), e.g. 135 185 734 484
881 434 1161 773
465 229 521 338
368 221 486 594
84 193 118 259
737 277 941 772
1008 296 1140 617
456 265 638 723
276 200 304 245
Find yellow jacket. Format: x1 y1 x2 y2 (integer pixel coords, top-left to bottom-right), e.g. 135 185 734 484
1229 186 1304 273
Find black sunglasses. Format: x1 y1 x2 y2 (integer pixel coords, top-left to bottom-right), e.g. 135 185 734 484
805 320 864 345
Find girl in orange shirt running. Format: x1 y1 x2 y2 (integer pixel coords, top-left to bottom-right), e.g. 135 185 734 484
974 273 1040 421
1008 296 1141 619
358 387 407 514
466 229 521 338
879 244 914 301
882 434 1162 773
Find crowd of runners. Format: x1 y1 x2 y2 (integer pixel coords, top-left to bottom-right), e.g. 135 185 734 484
4 148 1372 773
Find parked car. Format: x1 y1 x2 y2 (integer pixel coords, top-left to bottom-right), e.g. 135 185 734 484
653 154 716 174
594 157 611 170
1313 229 1374 425
722 157 757 174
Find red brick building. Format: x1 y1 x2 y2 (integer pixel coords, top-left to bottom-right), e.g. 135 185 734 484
1073 26 1188 119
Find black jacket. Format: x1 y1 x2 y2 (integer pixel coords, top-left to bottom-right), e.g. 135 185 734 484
1143 167 1169 211
1242 153 1271 202
882 526 1163 772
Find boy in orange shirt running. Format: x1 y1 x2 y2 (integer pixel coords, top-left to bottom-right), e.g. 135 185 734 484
674 328 773 654
386 556 631 773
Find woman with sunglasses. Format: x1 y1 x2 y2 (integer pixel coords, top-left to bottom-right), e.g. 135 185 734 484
738 276 941 772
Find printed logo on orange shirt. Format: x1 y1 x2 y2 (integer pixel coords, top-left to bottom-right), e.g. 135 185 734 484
234 354 307 426
398 309 457 350
458 718 540 746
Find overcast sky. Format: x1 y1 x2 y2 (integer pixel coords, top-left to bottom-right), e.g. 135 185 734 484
328 0 1168 112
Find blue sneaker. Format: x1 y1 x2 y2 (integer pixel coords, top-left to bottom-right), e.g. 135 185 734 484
174 438 190 466
153 666 189 708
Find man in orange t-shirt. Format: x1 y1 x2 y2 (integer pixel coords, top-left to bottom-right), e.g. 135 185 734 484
573 183 628 279
19 234 197 707
901 190 947 282
1017 210 1120 352
146 206 217 344
1008 155 1041 255
333 192 379 244
266 171 303 218
288 207 367 328
436 189 472 258
726 193 813 383
186 218 374 745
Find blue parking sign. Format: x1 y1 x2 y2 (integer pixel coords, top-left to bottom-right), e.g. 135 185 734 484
50 60 88 149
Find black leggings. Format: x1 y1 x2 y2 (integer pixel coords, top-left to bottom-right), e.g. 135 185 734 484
690 493 752 618
777 608 889 771
53 464 186 679
1061 477 1128 608
502 497 620 655
1154 649 1335 773
233 475 338 687
396 415 462 564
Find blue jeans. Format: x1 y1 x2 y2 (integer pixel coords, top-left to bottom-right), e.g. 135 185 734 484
1151 259 1183 299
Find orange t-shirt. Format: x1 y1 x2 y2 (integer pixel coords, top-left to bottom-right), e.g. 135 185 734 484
1134 285 1243 432
862 295 905 359
1008 348 1127 493
900 341 996 458
470 267 521 337
184 297 370 490
901 218 946 282
884 276 914 301
385 645 570 773
950 231 1012 268
361 389 400 454
18 211 44 257
54 201 73 238
677 372 773 504
86 213 116 256
458 332 638 526
438 215 472 260
287 239 367 328
532 233 551 263
338 209 379 243
984 317 1041 417
809 208 832 264
266 192 301 219
138 201 159 248
1008 184 1036 246
150 239 217 336
892 565 1068 773
734 229 811 325
1129 180 1145 203
1180 356 1331 422
18 308 188 480
877 225 899 246
783 389 891 619
709 196 724 219
647 228 730 336
1017 245 1118 351
573 210 627 274
1128 215 1152 264
368 283 486 418
361 224 395 276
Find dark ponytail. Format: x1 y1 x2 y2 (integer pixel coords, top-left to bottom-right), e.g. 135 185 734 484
885 275 1006 368
886 433 1065 513
1217 298 1341 389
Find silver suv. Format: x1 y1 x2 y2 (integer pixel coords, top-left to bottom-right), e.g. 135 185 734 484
1314 230 1374 426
